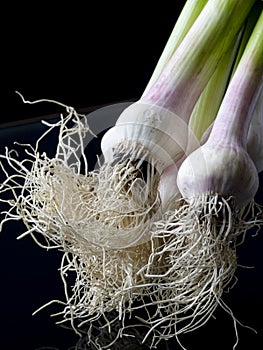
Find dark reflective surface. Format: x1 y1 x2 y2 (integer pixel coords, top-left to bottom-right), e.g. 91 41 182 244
0 110 262 350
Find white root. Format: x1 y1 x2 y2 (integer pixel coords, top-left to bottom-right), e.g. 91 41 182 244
0 96 161 253
129 195 262 348
0 104 97 251
0 97 162 347
1 96 262 350
83 144 161 249
50 193 260 350
56 242 153 326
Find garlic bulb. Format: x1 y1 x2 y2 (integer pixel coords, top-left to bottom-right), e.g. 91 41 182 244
101 101 189 172
177 142 258 209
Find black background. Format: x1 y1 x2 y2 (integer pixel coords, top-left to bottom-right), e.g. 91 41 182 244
0 1 185 125
0 1 262 349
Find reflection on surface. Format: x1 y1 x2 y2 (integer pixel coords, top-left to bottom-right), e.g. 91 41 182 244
71 312 154 350
33 310 159 350
35 348 61 350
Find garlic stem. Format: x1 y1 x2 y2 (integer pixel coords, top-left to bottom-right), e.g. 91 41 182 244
177 8 263 208
230 1 262 77
199 4 263 173
188 41 241 144
208 10 263 148
144 0 208 94
103 0 255 175
141 0 256 120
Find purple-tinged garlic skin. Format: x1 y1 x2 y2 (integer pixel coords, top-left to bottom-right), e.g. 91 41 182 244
177 142 259 208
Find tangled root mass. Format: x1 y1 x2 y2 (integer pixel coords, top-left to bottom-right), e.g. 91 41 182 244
0 98 262 349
